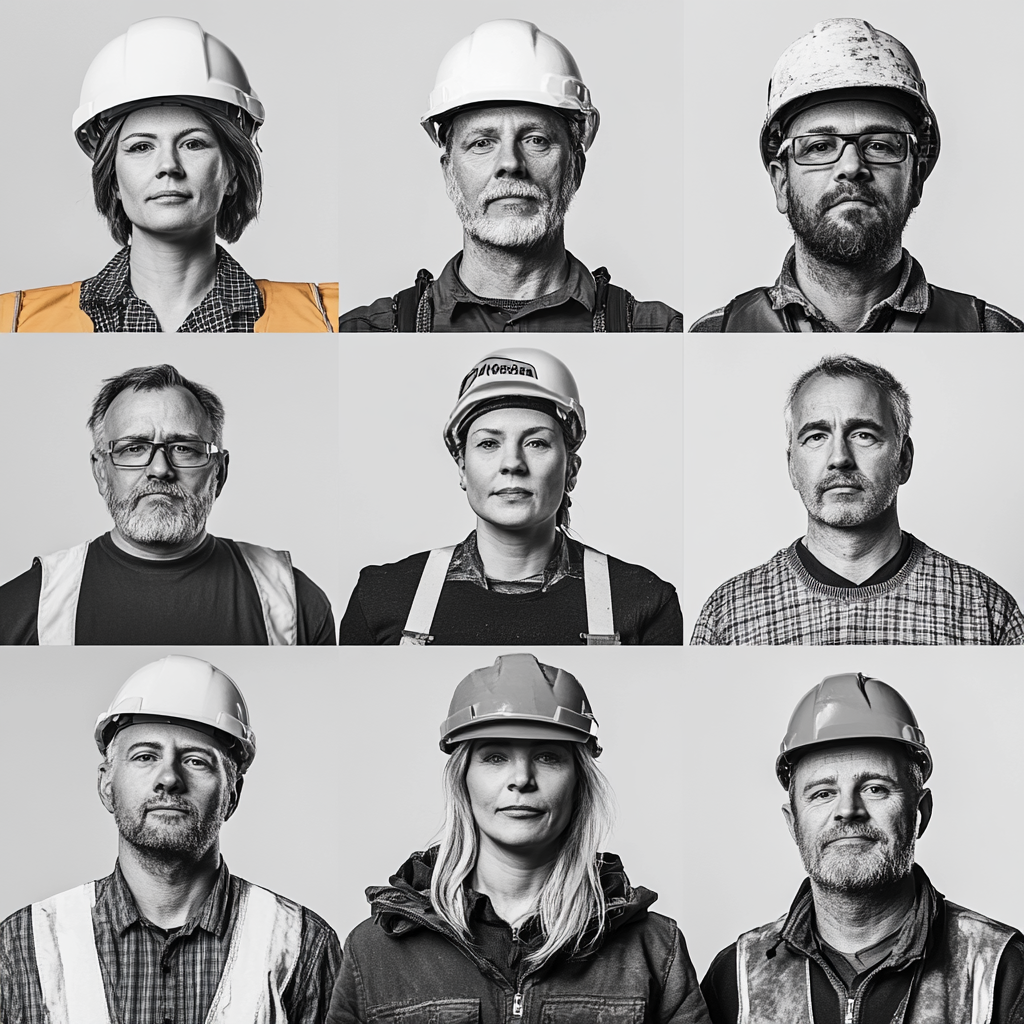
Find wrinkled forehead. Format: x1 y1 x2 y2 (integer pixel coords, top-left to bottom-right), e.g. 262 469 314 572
119 104 216 139
108 720 230 760
449 103 573 142
791 373 897 430
787 98 914 137
792 739 911 785
101 385 212 441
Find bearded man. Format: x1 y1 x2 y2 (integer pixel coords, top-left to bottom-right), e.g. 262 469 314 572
701 672 1024 1024
690 19 1022 333
340 19 682 332
691 354 1024 644
0 364 335 644
0 655 340 1023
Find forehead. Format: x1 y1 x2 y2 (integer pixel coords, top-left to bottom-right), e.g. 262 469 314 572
791 374 896 429
788 99 913 136
470 737 575 754
793 740 908 785
101 386 211 440
110 720 227 758
119 104 215 137
468 406 560 434
450 103 571 141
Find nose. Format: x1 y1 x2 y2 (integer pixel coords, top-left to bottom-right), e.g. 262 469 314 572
146 445 177 480
155 142 185 179
834 784 868 823
826 435 856 470
493 136 527 178
154 758 184 793
499 441 527 476
833 139 871 182
507 754 536 792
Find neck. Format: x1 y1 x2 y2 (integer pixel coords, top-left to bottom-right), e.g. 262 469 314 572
471 836 559 928
474 518 557 581
811 872 916 954
108 527 209 562
803 507 903 584
458 230 569 300
792 241 904 332
117 838 221 930
127 230 219 332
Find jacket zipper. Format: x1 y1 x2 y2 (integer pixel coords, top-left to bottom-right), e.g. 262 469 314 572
511 927 523 1018
845 997 854 1024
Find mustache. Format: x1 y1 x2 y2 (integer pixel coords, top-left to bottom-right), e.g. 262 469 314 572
819 824 889 848
478 183 549 207
129 482 185 505
817 472 869 492
818 184 888 215
144 799 194 813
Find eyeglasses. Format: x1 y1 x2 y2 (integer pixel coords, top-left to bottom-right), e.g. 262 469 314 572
777 132 917 166
103 439 225 468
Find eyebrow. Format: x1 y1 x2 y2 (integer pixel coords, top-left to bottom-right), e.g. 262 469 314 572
120 127 214 143
797 417 887 437
113 432 205 442
470 425 558 436
124 740 218 757
801 770 901 795
795 124 908 136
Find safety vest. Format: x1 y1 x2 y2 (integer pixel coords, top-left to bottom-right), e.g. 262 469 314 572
735 903 1017 1024
0 281 337 332
717 285 985 332
400 545 620 645
35 539 298 645
31 879 302 1024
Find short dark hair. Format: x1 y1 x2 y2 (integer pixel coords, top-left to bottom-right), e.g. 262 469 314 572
91 107 263 246
88 364 225 447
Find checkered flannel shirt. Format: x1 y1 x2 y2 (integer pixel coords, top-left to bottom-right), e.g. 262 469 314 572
690 535 1024 645
79 245 264 332
447 528 579 594
0 860 340 1024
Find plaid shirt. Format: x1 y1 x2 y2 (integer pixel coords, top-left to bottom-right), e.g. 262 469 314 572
446 529 579 594
691 535 1024 645
0 860 340 1024
79 245 263 332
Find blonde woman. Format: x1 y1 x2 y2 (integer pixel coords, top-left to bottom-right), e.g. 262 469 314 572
327 654 708 1022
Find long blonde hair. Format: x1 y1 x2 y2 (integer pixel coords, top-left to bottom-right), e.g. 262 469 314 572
430 741 616 970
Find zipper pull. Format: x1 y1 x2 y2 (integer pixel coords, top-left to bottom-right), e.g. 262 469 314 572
513 991 523 1018
845 997 854 1024
512 926 520 942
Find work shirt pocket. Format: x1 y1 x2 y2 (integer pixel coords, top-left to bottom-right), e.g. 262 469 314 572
368 998 481 1024
539 996 646 1023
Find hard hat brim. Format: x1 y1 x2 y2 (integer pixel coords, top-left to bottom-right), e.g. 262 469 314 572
776 735 932 788
442 719 595 754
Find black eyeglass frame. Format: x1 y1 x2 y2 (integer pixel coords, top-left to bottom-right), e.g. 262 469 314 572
776 131 918 166
100 439 227 469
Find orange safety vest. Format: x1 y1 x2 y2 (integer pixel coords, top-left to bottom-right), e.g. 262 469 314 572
0 281 338 332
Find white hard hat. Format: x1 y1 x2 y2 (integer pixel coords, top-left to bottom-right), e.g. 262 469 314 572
443 347 586 458
95 655 257 773
421 19 599 151
73 17 265 159
760 19 939 176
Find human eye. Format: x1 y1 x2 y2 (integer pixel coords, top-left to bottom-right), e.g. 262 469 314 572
802 136 837 155
800 432 827 448
850 431 880 446
114 441 148 455
864 135 899 156
807 787 834 801
125 141 154 153
863 783 891 797
475 438 499 450
182 136 210 151
524 134 551 149
183 755 211 770
130 751 157 763
525 436 552 449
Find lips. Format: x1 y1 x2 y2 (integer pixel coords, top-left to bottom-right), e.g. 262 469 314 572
493 488 532 497
148 191 191 200
497 805 544 815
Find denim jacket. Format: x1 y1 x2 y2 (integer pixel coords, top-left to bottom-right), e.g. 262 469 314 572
327 848 709 1024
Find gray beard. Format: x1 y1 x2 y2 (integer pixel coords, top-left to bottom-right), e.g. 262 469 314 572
105 482 215 546
795 819 916 894
112 796 225 863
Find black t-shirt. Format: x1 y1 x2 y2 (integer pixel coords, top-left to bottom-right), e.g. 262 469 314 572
338 540 683 645
0 533 335 645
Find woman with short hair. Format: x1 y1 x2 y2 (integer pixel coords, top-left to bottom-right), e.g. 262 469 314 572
0 18 335 333
327 653 708 1022
338 347 684 644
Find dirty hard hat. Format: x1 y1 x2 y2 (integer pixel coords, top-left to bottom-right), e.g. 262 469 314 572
760 19 939 177
95 654 257 772
776 672 932 788
421 19 599 151
440 653 601 755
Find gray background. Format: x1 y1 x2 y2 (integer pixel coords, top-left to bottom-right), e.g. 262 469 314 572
2 0 338 291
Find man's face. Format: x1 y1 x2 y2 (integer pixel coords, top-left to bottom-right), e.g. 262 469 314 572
783 741 927 894
443 104 579 250
92 386 226 548
98 722 241 861
788 374 912 528
770 100 920 265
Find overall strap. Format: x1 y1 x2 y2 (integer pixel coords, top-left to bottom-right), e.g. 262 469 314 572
581 546 619 645
235 542 298 646
204 882 303 1024
32 882 112 1024
36 541 91 646
392 269 434 332
401 546 456 645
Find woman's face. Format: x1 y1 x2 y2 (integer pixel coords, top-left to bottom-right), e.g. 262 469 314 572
114 106 235 239
458 408 571 533
466 738 578 858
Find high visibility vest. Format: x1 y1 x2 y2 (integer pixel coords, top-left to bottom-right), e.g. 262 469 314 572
31 879 303 1024
735 903 1017 1024
35 539 298 645
0 281 337 332
399 544 620 645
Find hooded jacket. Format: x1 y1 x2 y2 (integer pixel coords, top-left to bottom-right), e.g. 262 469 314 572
327 848 709 1023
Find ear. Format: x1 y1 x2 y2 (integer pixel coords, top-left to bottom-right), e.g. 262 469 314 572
911 159 927 208
97 759 115 815
787 447 799 490
223 775 244 822
91 447 110 497
574 148 587 191
898 436 914 485
916 788 933 839
769 160 789 215
457 454 467 492
214 451 230 498
782 801 797 843
565 453 581 494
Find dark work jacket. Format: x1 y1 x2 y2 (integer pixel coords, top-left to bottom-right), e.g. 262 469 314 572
327 848 709 1023
701 866 1024 1024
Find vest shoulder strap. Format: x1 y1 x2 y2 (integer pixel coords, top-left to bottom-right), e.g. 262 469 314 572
581 546 619 644
720 288 789 332
36 541 91 646
736 917 811 1024
32 882 111 1024
590 267 635 332
253 281 335 332
401 546 456 645
205 881 303 1024
1 284 93 333
234 542 298 646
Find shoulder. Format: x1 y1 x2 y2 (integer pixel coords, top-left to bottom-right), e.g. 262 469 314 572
0 284 89 333
943 900 1021 943
687 306 727 332
339 295 395 332
602 549 677 593
917 543 1018 601
0 902 33 944
0 560 43 644
701 546 795 601
629 300 684 333
983 302 1024 332
356 550 433 585
253 281 338 331
234 877 340 946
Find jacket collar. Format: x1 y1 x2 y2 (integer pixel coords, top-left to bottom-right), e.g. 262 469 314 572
447 529 581 591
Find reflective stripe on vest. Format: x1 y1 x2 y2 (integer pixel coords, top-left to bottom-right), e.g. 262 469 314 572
719 285 984 333
400 545 619 645
0 282 336 333
32 880 303 1024
736 903 1016 1024
35 540 297 646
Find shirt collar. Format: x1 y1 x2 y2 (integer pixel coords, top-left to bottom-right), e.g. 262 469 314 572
768 246 930 331
431 250 596 320
446 529 580 591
